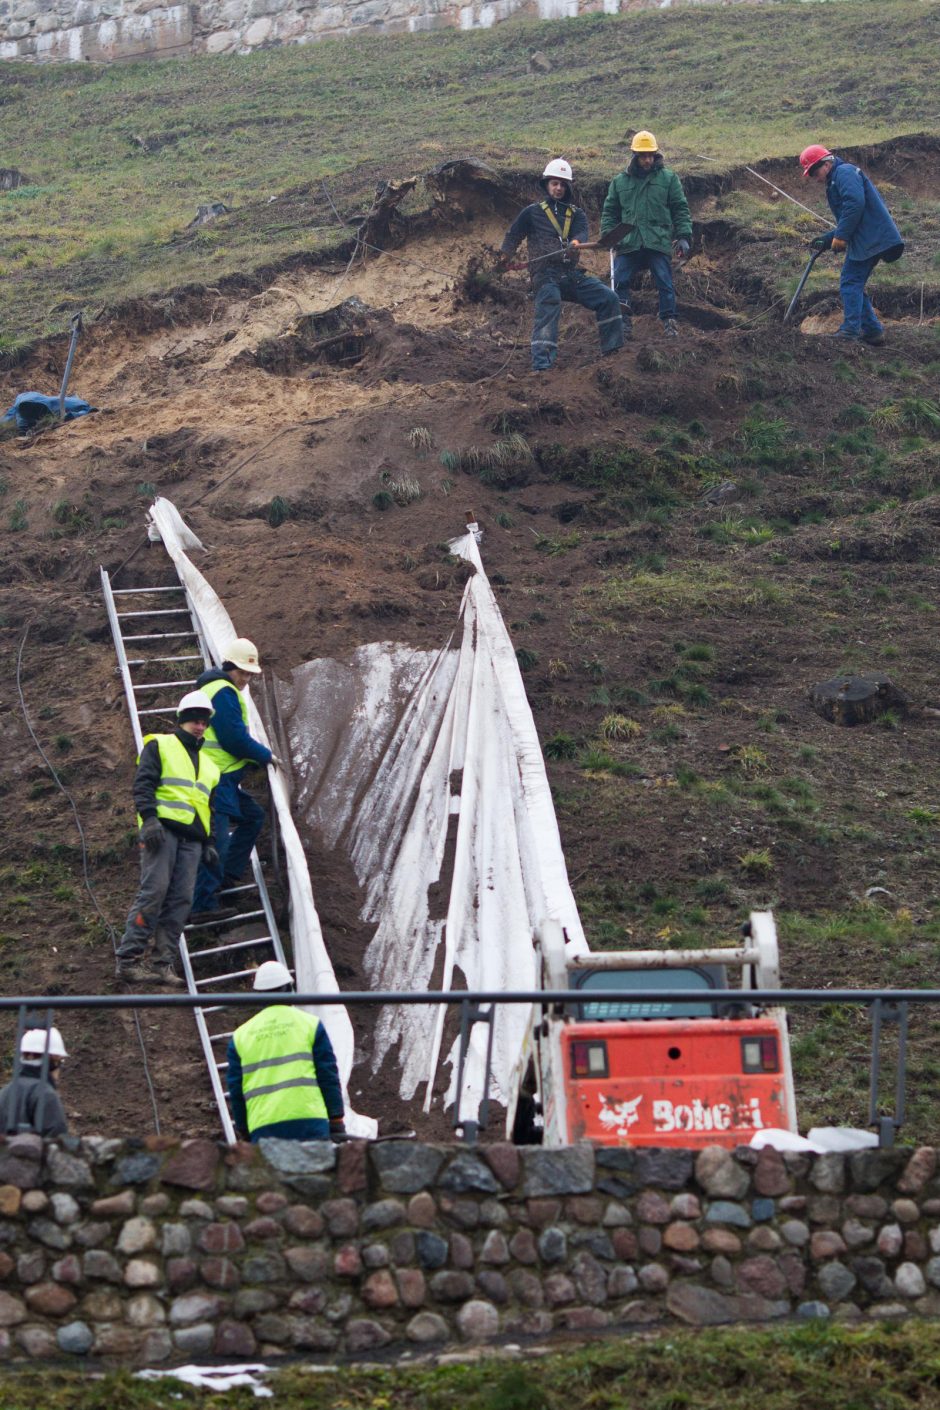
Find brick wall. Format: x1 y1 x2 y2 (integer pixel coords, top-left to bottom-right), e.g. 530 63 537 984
0 1132 939 1363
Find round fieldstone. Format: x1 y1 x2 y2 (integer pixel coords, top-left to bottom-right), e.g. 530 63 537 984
898 1147 937 1194
710 1255 734 1288
895 1262 926 1298
169 1293 221 1326
371 1143 445 1195
703 1228 741 1255
51 1254 82 1285
257 1191 289 1216
670 1193 701 1220
396 1268 426 1308
117 1217 157 1256
362 1200 405 1233
81 1250 122 1284
25 1283 77 1317
179 1198 213 1219
51 1194 80 1225
817 1261 856 1301
57 1321 93 1355
636 1191 671 1225
406 1311 448 1343
544 1273 576 1306
508 1269 544 1307
200 1256 240 1290
407 1192 436 1228
198 1222 244 1255
416 1232 448 1270
0 1293 26 1328
362 1243 390 1270
842 1219 875 1249
429 1271 474 1302
538 1227 567 1264
748 1227 782 1252
808 1153 846 1194
127 1294 166 1328
638 1264 669 1293
243 1253 286 1283
285 1245 328 1281
797 1300 831 1319
877 1224 903 1258
333 1245 362 1278
571 1252 607 1304
174 1323 214 1355
781 1219 810 1247
283 1204 323 1237
509 1229 538 1264
892 1199 920 1225
663 1223 699 1253
346 1319 392 1352
140 1194 171 1217
450 1233 474 1270
214 1320 257 1357
160 1223 191 1257
362 1270 398 1309
389 1231 415 1264
706 1202 751 1229
737 1255 787 1299
124 1259 162 1289
456 1299 499 1340
608 1265 639 1298
322 1199 359 1237
440 1154 499 1195
696 1148 750 1200
243 1217 281 1241
476 1270 508 1304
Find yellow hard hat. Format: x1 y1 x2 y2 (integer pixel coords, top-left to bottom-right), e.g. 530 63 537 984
631 131 659 153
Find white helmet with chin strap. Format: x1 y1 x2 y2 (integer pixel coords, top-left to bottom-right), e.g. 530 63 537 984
541 158 574 189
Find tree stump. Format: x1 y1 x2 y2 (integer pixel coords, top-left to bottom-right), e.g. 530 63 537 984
809 674 909 727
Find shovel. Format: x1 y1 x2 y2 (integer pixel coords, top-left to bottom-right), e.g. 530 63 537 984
784 248 822 323
575 221 633 251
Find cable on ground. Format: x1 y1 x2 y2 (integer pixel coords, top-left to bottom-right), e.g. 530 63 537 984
15 621 162 1135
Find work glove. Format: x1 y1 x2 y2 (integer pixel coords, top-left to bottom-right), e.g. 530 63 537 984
673 239 691 260
330 1116 347 1142
140 817 164 854
202 843 220 869
831 237 847 253
810 232 835 252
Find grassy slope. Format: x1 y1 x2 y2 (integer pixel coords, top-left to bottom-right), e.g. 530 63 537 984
0 0 938 346
3 1321 940 1406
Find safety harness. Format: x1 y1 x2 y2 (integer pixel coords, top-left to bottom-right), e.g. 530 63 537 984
540 200 574 243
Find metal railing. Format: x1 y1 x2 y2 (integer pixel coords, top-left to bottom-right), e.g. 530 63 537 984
1 987 932 1148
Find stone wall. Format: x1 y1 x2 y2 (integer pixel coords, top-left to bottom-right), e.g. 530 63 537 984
2 1134 940 1362
0 0 768 63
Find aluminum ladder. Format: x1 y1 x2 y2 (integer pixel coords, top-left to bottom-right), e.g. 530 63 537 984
101 564 289 1143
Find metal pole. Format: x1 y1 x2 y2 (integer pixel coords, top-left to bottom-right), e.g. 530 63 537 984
58 312 83 420
784 250 822 323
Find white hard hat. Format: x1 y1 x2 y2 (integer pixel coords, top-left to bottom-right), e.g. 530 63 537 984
21 1027 68 1060
177 689 215 718
541 158 573 185
253 960 294 992
223 638 262 674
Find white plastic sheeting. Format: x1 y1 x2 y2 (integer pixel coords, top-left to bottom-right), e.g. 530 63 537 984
276 530 587 1123
146 497 375 1139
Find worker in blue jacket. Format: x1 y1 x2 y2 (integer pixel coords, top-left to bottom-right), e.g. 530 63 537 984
190 637 283 921
799 145 904 345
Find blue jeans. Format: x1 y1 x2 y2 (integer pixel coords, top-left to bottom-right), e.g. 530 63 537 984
614 248 677 321
531 271 623 371
839 255 883 338
192 772 266 911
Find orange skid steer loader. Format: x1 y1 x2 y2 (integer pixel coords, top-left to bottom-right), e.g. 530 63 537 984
508 913 796 1149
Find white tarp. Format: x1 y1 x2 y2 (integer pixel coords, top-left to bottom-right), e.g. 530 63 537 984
276 531 587 1123
146 497 375 1139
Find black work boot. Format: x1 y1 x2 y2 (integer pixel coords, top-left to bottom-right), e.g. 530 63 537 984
115 959 160 983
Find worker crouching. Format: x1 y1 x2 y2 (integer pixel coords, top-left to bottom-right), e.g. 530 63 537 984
116 690 220 985
228 960 346 1142
500 159 624 373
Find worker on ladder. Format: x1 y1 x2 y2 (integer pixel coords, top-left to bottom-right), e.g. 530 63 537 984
190 637 280 923
0 1028 70 1137
227 961 346 1142
115 690 220 985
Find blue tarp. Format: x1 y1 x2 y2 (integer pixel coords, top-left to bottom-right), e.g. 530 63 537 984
1 392 96 432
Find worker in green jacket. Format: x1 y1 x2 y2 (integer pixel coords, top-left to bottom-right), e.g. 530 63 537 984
601 131 693 339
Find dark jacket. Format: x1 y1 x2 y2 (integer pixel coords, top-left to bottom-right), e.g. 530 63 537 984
227 1018 344 1141
196 668 272 779
825 157 904 263
601 153 692 256
134 725 215 843
0 1066 68 1138
501 197 590 288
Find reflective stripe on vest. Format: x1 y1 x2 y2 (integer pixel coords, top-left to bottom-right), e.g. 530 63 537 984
201 677 252 774
540 200 574 243
138 734 220 834
233 1007 328 1132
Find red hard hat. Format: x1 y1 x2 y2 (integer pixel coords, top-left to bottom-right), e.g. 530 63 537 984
799 144 833 178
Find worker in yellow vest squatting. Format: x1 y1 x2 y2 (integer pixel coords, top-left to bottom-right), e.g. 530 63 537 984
190 637 284 923
116 690 220 985
228 960 346 1142
499 158 624 372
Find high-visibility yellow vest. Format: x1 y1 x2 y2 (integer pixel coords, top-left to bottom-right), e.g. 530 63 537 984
138 733 219 834
233 1007 327 1132
201 677 253 774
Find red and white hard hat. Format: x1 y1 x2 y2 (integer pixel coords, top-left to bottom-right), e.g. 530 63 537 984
799 145 833 178
541 158 574 186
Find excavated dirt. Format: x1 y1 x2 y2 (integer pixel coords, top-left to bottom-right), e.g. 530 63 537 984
1 139 939 1141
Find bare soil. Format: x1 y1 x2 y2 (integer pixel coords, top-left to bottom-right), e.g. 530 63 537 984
2 139 939 1140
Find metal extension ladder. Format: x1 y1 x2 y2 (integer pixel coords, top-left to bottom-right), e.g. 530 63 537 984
101 563 289 1143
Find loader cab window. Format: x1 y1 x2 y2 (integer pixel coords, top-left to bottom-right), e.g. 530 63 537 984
570 965 729 1021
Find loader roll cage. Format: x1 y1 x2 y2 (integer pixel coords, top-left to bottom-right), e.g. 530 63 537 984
0 986 929 1149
